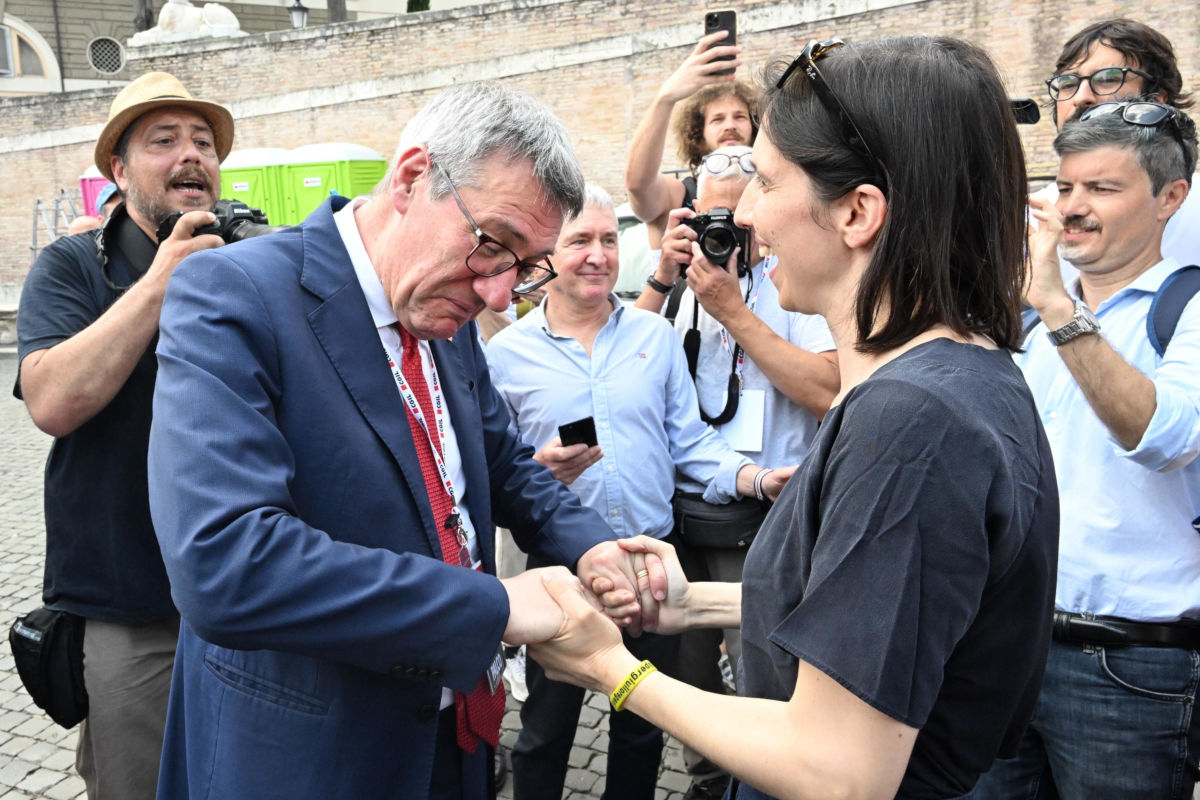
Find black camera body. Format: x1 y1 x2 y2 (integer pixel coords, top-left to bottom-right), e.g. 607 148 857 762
681 207 749 277
156 199 286 244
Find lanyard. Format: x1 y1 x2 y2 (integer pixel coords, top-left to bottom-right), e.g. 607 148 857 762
382 338 470 558
716 269 763 381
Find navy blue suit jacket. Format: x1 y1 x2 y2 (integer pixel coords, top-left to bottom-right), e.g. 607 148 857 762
148 197 614 799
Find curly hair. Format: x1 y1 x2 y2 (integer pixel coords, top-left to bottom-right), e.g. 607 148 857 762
1052 19 1193 123
670 81 761 170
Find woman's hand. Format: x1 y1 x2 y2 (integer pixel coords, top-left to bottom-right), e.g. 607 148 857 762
529 572 636 693
606 536 694 635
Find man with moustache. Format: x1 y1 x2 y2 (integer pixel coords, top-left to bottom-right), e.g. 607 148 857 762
13 72 232 798
1032 18 1200 277
625 32 759 248
963 98 1200 797
487 184 789 800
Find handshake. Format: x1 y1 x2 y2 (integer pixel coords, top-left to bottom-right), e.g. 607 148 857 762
498 537 676 646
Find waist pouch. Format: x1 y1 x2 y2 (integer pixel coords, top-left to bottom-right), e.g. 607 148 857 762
8 607 88 729
672 492 767 549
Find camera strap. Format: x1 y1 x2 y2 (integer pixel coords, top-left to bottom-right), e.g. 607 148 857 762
684 269 757 426
94 202 157 292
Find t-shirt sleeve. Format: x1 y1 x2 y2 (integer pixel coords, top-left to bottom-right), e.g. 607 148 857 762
766 378 995 727
17 237 104 360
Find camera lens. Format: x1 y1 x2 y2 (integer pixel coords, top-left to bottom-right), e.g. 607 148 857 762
700 228 735 262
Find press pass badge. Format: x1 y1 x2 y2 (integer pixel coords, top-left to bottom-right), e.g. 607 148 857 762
486 647 505 694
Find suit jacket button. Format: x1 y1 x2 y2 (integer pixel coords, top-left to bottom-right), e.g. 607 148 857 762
430 669 443 681
417 703 438 722
391 666 406 679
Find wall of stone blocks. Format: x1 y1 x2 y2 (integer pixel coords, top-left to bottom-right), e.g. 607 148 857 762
0 0 1197 291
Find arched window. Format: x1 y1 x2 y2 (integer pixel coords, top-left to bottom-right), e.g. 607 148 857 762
0 15 60 88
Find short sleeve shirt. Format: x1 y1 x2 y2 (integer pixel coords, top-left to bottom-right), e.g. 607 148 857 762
16 220 175 623
738 339 1059 799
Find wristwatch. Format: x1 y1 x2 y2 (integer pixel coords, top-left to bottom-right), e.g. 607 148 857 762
1046 301 1100 346
645 275 673 294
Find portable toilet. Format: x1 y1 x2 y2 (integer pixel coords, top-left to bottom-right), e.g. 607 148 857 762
220 147 291 225
280 143 388 224
79 165 110 217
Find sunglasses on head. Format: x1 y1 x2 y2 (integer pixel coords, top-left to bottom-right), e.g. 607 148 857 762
776 38 888 191
1079 101 1197 172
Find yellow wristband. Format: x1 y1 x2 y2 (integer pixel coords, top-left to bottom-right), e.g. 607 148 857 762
609 660 657 712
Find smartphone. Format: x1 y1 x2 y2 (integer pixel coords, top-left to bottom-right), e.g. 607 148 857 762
704 10 737 77
558 417 598 448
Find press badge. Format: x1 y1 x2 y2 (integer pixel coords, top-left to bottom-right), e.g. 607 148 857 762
486 647 505 694
718 389 765 452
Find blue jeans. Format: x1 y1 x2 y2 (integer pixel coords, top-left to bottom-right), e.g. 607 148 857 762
962 639 1200 800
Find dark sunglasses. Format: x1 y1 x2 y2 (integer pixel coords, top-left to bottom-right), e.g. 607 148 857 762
776 38 888 191
1079 101 1197 171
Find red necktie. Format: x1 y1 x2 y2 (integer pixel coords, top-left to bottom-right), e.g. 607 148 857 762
398 325 505 754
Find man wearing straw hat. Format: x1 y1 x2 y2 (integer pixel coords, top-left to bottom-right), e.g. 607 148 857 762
14 71 233 798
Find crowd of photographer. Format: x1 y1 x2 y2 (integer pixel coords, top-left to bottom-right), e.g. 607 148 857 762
7 11 1200 800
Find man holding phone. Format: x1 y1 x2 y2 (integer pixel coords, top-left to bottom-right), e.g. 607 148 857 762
487 184 791 800
624 15 758 249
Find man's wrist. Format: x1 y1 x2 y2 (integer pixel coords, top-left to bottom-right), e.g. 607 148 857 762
646 275 673 294
1034 295 1077 330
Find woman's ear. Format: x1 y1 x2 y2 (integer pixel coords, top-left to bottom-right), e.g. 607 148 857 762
835 183 888 250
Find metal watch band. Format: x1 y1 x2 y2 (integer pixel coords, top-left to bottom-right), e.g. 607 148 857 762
1047 301 1100 346
645 275 673 294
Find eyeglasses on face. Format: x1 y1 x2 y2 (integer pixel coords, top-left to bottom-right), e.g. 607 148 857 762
1045 66 1153 102
698 152 755 176
430 160 556 295
775 38 888 192
1079 101 1196 171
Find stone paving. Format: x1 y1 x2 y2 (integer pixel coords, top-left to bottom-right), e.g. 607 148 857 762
0 348 692 800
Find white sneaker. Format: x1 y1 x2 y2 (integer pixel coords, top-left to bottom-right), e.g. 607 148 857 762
504 646 529 702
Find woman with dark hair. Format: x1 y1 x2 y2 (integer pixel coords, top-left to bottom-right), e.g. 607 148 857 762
530 36 1059 800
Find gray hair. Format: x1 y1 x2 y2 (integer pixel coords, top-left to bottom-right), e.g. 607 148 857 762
1054 104 1197 194
579 183 615 216
696 144 754 199
378 82 585 217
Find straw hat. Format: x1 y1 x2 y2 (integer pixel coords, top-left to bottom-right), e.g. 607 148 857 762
93 72 234 181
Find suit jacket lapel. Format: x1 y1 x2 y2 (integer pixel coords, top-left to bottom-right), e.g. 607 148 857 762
300 199 444 558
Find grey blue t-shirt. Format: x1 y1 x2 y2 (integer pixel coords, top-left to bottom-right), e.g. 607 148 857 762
737 339 1059 799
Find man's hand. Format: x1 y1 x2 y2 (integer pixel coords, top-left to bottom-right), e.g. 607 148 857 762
577 540 666 636
533 437 603 485
658 31 743 104
1025 196 1076 326
760 466 795 502
615 536 693 635
686 242 744 322
658 208 698 284
146 209 225 285
501 566 587 645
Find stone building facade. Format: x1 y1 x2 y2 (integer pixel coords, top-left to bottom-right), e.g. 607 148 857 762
0 0 1197 295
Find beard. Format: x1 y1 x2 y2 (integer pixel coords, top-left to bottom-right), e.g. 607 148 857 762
125 167 217 231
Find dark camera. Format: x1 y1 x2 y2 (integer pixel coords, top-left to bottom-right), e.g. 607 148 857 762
156 199 287 244
681 207 749 277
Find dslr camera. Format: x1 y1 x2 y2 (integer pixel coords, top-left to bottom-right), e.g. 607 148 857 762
681 207 749 277
156 199 288 244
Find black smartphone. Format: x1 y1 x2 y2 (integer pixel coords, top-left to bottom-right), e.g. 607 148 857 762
704 10 737 77
558 417 598 448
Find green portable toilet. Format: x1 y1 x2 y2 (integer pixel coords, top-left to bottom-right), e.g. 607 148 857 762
220 148 290 225
280 143 388 224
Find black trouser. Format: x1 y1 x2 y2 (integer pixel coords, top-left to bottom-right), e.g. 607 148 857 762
511 546 681 800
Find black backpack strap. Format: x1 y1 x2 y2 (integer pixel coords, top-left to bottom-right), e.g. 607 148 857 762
1147 264 1200 357
681 175 698 211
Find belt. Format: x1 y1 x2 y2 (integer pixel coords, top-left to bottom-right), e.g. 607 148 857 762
1052 611 1200 649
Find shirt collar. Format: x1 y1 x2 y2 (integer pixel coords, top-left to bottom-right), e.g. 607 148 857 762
533 293 624 339
334 196 397 329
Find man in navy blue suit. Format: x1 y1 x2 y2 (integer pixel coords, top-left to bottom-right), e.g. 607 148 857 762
147 83 649 800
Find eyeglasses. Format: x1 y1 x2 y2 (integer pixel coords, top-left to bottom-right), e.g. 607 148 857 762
776 38 888 191
431 161 556 295
1079 101 1197 170
1045 66 1153 101
698 152 755 176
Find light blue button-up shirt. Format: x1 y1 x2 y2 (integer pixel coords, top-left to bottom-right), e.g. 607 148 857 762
486 296 751 540
1018 258 1200 622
